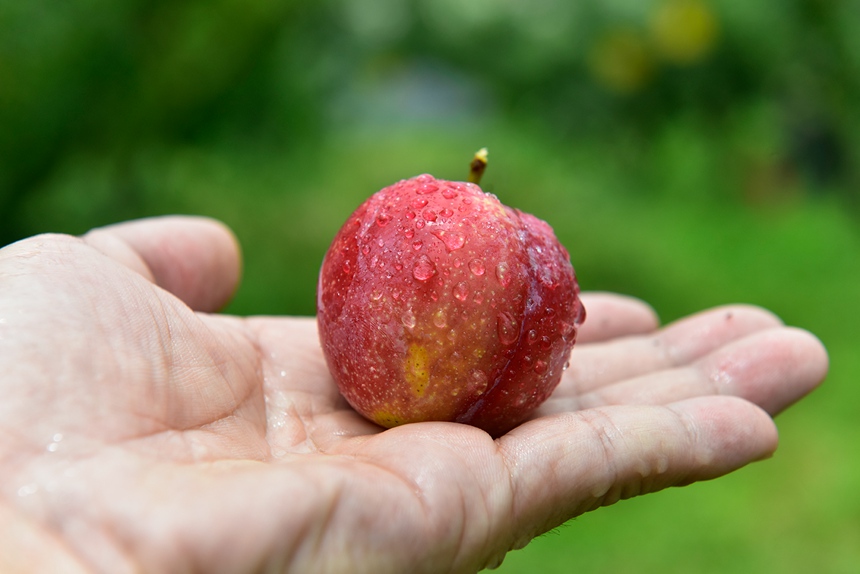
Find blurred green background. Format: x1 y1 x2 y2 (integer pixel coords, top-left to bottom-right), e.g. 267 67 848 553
2 0 858 571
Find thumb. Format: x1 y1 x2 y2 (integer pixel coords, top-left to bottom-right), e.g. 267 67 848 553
83 216 242 312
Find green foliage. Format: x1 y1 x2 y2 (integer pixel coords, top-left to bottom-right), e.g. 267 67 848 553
2 0 858 571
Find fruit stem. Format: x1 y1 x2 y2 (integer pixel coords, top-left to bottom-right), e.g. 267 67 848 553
468 148 488 185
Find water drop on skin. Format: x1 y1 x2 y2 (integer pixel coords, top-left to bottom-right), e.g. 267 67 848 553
432 309 447 328
415 182 439 195
412 240 423 251
412 255 436 281
534 360 548 374
453 282 469 301
401 312 417 329
561 321 575 339
496 261 512 287
439 208 454 218
376 213 392 227
442 188 458 200
468 259 485 276
497 312 519 346
431 229 466 252
411 198 428 209
470 369 489 394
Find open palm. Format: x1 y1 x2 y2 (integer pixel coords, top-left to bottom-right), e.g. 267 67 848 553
0 217 827 574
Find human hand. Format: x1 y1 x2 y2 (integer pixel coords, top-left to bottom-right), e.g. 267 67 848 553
0 217 827 573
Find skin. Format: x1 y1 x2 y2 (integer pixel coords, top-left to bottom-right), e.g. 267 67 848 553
0 216 828 573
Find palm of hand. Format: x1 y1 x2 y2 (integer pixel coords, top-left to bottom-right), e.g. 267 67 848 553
0 217 827 574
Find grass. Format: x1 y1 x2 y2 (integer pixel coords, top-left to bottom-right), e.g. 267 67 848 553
16 116 859 573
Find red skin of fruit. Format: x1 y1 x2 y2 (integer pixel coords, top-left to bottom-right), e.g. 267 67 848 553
317 174 585 437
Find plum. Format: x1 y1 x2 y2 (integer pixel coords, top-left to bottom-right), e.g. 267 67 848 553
317 152 585 436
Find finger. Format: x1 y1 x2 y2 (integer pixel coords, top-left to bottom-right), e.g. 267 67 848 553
83 216 242 312
543 326 828 415
562 304 783 395
497 396 778 548
576 292 660 343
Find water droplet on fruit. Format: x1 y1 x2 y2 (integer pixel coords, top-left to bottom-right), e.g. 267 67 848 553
497 312 519 346
423 209 437 222
342 260 352 274
412 240 423 251
453 282 469 301
468 259 485 276
432 309 447 328
415 219 426 229
361 245 370 255
473 292 484 304
524 355 534 366
401 311 416 329
411 198 428 209
412 255 436 281
527 329 538 345
370 290 383 301
561 321 575 338
540 336 552 350
534 360 548 374
431 229 466 251
496 262 512 287
416 182 438 195
376 213 392 227
453 258 462 269
377 238 385 248
406 210 416 220
440 207 454 218
470 369 489 394
563 360 570 371
441 188 458 200
391 288 401 300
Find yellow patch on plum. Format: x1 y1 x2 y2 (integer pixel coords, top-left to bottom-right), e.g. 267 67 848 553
372 410 404 427
405 344 430 396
